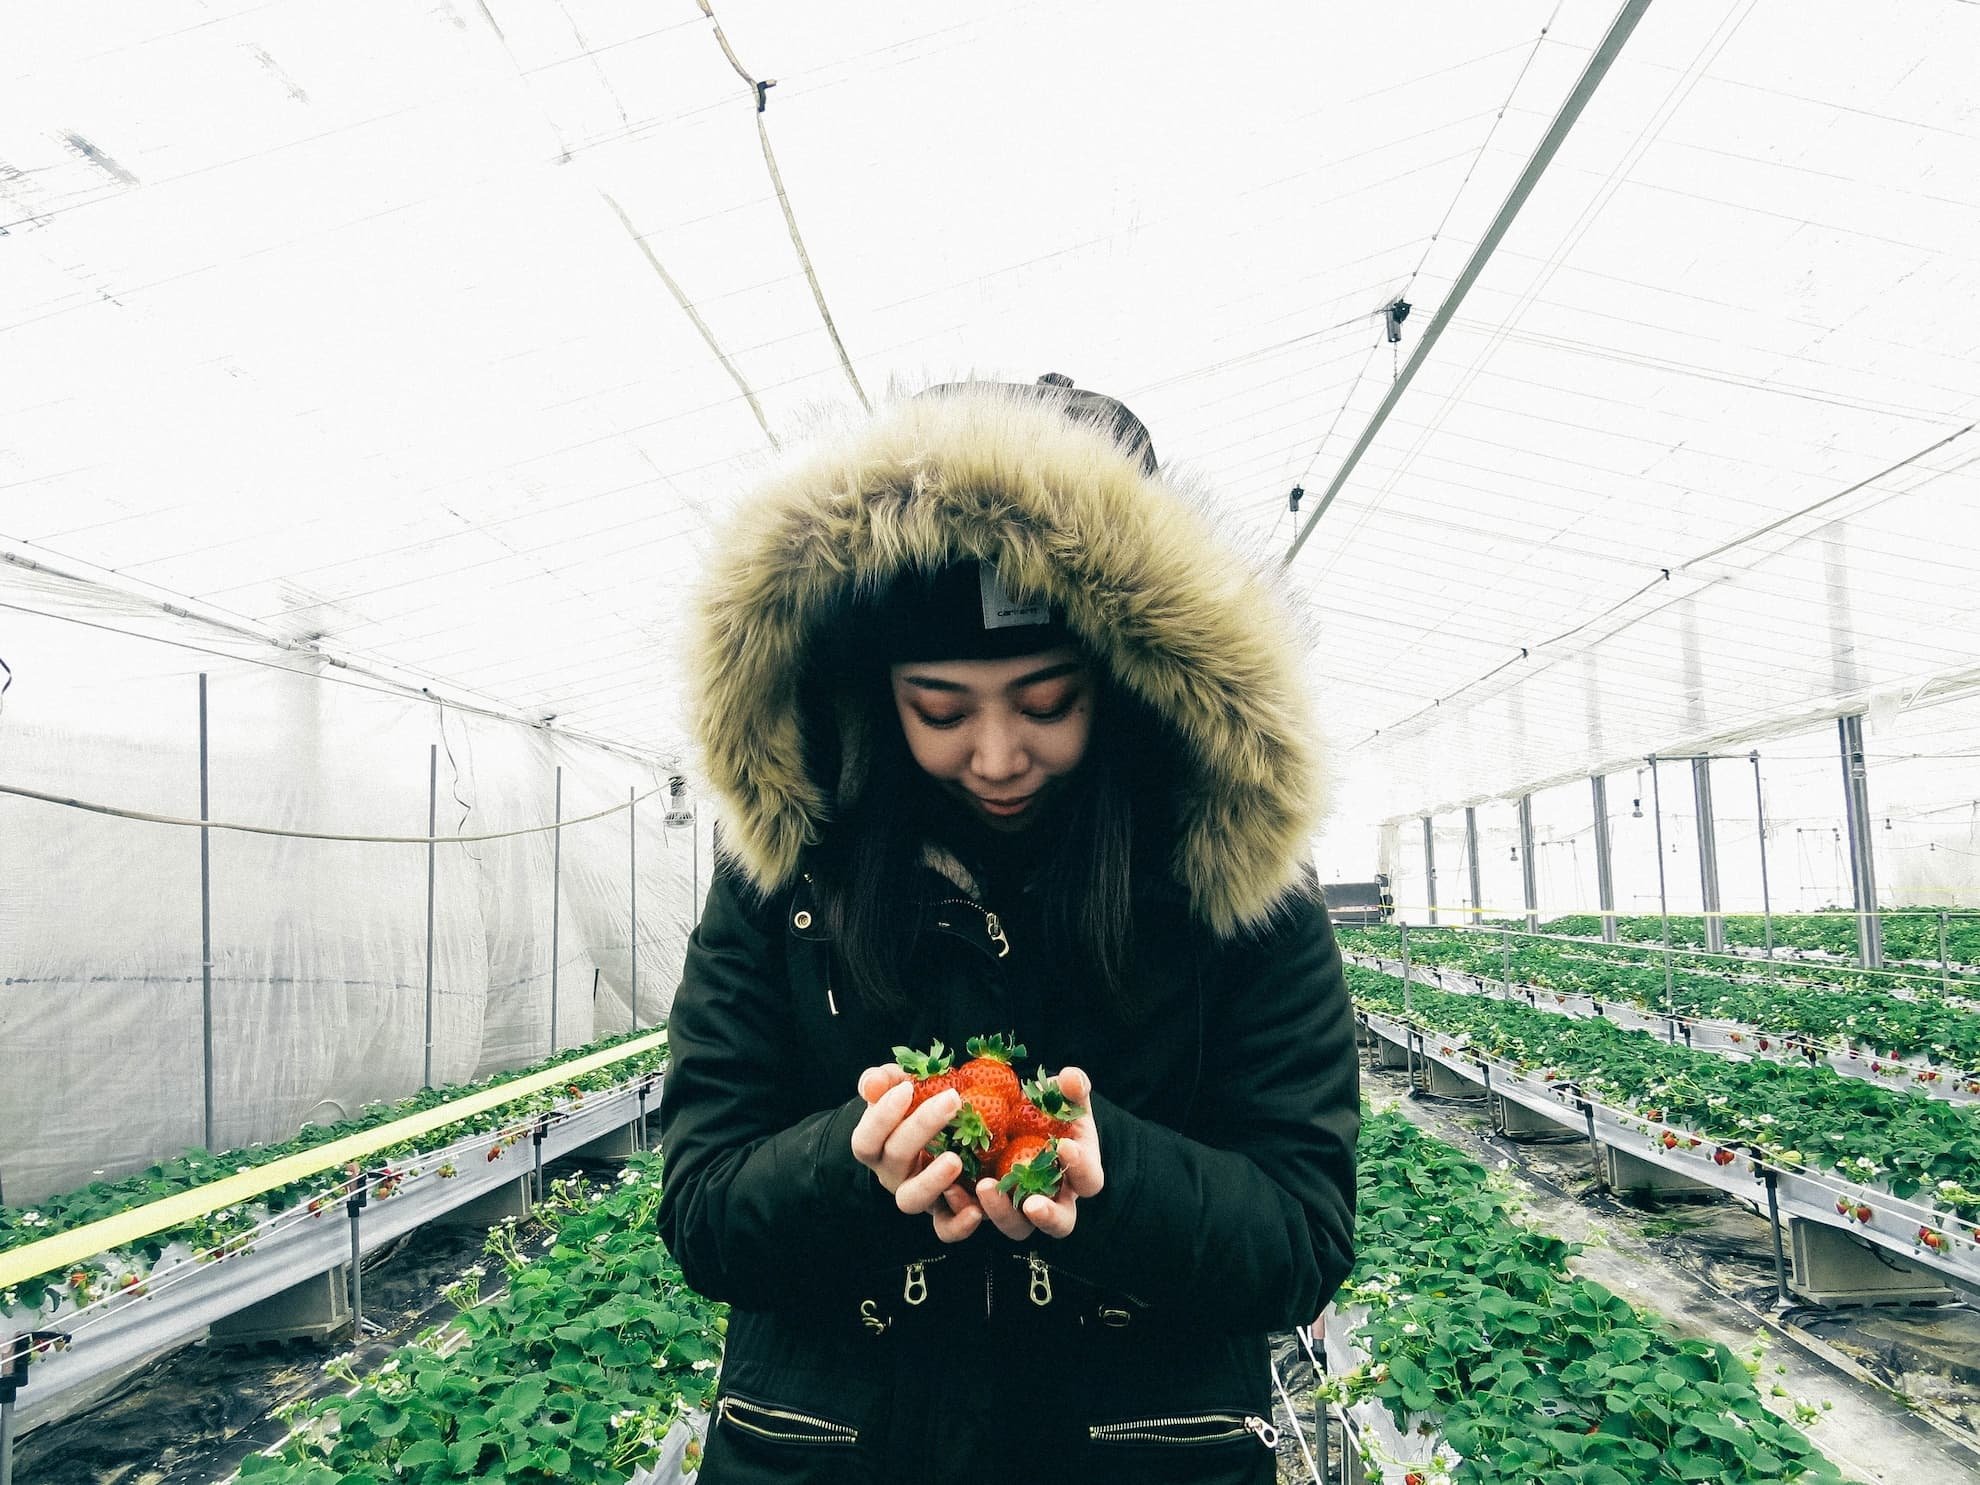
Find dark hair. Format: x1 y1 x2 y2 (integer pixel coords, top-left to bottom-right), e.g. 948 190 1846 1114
806 658 1175 1021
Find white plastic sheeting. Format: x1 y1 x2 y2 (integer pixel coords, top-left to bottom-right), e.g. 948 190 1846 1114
6 3 1980 1184
1 571 706 1201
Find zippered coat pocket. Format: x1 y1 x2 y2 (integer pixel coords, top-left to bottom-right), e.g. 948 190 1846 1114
716 1392 859 1447
1089 1410 1279 1448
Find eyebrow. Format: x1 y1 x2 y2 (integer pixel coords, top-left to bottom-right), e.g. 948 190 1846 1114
899 661 1084 694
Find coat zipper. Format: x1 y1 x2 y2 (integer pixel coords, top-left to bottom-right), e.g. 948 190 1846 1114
718 1394 859 1445
903 1255 947 1306
1089 1412 1279 1448
930 897 1010 957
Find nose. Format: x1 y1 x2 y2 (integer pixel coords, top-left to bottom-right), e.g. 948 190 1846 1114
970 714 1030 785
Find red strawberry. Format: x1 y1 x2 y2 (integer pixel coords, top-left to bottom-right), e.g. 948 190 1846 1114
1006 1074 1085 1143
892 1041 960 1111
1855 1204 1873 1224
993 1134 1063 1202
1661 1132 1679 1150
1713 1148 1736 1166
952 1034 1026 1139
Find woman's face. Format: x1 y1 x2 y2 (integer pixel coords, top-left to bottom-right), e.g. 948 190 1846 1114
888 646 1095 832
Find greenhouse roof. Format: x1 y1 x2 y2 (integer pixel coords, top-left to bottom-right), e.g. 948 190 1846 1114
4 0 1978 830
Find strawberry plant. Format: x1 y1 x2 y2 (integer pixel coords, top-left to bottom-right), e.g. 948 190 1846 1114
238 1156 723 1485
0 1030 666 1314
1348 967 1980 1225
1342 925 1980 1076
1330 1112 1848 1484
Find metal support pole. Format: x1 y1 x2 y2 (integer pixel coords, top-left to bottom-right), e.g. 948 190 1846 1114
629 786 639 1031
1591 774 1617 944
1751 751 1774 959
1517 794 1539 935
198 673 215 1153
1692 756 1724 955
1763 1170 1791 1306
1421 817 1438 926
1648 756 1675 1020
549 766 563 1053
423 744 437 1091
346 1180 369 1337
1399 921 1413 1018
531 1119 547 1207
1464 805 1483 924
0 1340 24 1485
1941 910 1952 995
1838 715 1884 968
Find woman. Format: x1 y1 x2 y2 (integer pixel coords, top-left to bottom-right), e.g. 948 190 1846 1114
657 377 1358 1484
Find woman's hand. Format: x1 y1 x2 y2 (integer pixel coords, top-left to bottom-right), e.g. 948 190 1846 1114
851 1065 985 1243
976 1067 1105 1241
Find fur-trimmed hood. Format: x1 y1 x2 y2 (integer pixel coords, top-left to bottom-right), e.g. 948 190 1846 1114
689 384 1324 936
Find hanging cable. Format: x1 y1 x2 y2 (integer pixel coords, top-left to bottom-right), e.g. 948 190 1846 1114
1283 0 1654 567
599 191 781 449
697 0 871 413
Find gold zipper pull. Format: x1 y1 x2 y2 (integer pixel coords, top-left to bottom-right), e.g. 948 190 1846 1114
903 1261 929 1306
1026 1253 1052 1306
985 911 1010 957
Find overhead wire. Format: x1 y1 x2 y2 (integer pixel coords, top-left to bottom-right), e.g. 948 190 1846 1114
696 0 870 412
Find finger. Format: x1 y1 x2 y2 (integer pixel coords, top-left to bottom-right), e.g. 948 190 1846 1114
975 1177 1036 1242
859 1065 911 1104
1058 1135 1105 1199
1024 1190 1078 1239
942 1183 982 1215
1056 1066 1091 1108
850 1081 914 1169
882 1088 962 1171
933 1201 984 1244
895 1150 964 1214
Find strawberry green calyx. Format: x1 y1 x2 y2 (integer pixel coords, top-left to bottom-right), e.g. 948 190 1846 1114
964 1033 1025 1065
945 1103 995 1154
893 1041 955 1078
996 1139 1063 1202
1021 1074 1086 1125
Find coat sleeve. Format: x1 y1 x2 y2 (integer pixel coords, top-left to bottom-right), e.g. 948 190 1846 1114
1051 887 1358 1332
655 860 935 1313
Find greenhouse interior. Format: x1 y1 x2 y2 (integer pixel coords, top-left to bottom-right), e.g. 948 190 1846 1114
6 2 1980 1483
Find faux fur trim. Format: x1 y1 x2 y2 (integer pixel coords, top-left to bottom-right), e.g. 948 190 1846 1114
688 385 1324 936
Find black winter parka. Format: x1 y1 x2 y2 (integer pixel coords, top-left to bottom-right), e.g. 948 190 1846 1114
657 383 1360 1483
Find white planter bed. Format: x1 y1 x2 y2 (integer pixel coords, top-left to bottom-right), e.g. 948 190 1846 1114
4 1079 655 1433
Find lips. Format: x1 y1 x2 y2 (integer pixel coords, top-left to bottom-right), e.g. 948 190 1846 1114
973 792 1037 817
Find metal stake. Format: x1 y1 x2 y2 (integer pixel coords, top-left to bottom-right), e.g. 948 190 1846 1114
0 1339 23 1485
1763 1170 1791 1305
1693 756 1724 955
1648 755 1674 1021
423 744 437 1090
1751 751 1774 959
531 1119 547 1207
1941 910 1952 996
1837 715 1884 968
1591 773 1617 943
1421 817 1438 926
1399 921 1413 1018
1517 793 1539 935
198 674 215 1153
1463 805 1482 924
346 1179 369 1337
629 786 639 1031
549 766 563 1054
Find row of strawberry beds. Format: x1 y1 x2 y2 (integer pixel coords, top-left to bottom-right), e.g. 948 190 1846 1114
1 1029 667 1316
1347 966 1980 1234
1340 925 1980 1082
1531 912 1980 968
238 1155 725 1485
1330 1109 1847 1485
